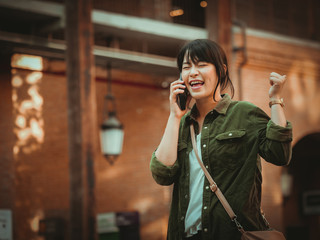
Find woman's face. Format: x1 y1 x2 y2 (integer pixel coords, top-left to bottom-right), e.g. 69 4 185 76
181 53 220 102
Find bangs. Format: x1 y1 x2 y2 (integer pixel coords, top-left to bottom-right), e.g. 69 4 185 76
177 39 216 71
185 44 212 64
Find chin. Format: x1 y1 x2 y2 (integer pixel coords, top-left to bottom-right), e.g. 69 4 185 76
191 93 207 100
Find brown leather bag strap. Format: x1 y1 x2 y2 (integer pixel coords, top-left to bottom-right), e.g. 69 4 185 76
190 124 238 222
190 125 272 233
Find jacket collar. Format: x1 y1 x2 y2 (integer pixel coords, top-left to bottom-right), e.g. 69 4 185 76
214 93 232 115
186 93 232 124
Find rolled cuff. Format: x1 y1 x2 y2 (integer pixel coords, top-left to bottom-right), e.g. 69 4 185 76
266 120 293 142
150 151 179 185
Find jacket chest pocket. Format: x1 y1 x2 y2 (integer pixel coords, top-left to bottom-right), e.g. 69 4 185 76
212 130 246 169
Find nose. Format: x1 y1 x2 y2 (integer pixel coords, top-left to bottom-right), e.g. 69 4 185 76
189 65 199 77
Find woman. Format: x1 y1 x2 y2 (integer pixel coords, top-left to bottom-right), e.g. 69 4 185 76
150 39 292 240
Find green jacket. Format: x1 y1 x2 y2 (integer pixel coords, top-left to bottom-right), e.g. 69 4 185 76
150 94 292 240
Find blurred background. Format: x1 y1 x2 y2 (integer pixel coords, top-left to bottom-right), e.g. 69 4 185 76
0 0 319 240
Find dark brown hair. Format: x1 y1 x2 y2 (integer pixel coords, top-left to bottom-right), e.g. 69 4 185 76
177 39 234 100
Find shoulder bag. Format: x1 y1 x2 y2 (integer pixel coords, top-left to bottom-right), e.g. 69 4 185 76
190 125 286 240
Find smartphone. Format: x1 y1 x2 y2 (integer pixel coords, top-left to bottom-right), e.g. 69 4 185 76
176 74 189 110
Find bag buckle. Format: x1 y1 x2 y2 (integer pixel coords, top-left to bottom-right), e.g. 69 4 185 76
261 210 270 228
232 216 245 233
210 183 217 192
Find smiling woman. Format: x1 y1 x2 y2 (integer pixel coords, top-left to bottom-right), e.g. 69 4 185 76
150 39 292 240
177 39 234 103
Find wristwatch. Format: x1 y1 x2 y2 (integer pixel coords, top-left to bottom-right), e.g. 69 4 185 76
269 98 284 108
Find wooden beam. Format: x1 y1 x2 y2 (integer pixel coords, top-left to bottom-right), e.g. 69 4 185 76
0 54 15 240
205 0 232 56
92 10 208 41
0 0 63 17
65 0 97 239
0 0 208 42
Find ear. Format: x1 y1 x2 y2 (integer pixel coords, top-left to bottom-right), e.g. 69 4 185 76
220 64 227 78
223 64 227 73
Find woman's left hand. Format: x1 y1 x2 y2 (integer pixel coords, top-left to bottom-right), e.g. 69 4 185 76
269 72 287 99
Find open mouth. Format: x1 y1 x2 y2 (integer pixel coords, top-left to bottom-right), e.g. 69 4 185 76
190 80 204 88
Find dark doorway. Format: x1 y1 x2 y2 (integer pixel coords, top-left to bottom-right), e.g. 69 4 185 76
283 133 320 240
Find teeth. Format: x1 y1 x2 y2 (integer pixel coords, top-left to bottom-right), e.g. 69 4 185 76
190 81 203 86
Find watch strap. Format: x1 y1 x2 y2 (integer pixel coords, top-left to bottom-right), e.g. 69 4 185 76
269 98 284 108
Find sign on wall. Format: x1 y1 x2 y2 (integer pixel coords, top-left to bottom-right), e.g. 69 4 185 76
0 209 12 240
302 190 320 215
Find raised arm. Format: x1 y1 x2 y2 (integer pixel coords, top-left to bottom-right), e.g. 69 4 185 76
268 72 287 127
155 78 190 166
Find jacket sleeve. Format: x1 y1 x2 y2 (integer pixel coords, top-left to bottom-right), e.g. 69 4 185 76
150 151 180 186
255 107 293 166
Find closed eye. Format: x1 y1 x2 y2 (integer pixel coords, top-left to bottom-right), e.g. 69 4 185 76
197 62 208 66
182 64 191 69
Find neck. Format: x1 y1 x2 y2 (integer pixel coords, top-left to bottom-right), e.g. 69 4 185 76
195 95 221 118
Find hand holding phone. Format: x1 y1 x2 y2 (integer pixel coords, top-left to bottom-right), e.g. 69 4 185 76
176 74 189 110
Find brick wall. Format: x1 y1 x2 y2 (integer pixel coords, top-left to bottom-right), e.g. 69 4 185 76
232 31 320 232
1 60 172 239
0 33 319 240
9 67 70 239
95 66 171 240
